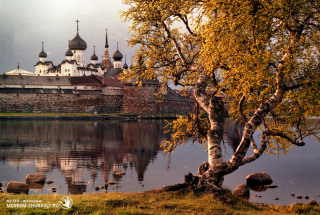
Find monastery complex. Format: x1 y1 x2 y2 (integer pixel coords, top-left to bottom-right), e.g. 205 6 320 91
0 21 194 114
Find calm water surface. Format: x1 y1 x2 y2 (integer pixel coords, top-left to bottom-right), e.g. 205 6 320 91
0 119 319 205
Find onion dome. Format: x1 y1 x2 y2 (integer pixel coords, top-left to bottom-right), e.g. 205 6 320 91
69 34 87 50
65 49 73 57
113 50 123 61
112 42 123 61
123 55 128 69
68 20 87 50
91 53 98 61
39 42 47 58
91 45 98 60
39 50 47 58
129 57 133 69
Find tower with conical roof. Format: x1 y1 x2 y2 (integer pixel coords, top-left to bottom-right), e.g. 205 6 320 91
68 20 87 67
101 29 113 70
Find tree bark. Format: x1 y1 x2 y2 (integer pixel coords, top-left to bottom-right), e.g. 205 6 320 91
193 36 293 189
194 72 226 188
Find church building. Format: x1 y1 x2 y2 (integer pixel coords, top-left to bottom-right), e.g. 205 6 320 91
32 20 126 77
0 20 194 115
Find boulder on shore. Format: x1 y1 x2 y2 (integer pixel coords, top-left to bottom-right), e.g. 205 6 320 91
246 172 273 191
6 181 29 194
26 174 46 184
308 200 319 206
28 182 45 190
233 184 250 200
45 180 54 184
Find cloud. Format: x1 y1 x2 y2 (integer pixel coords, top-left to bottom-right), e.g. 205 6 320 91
0 0 135 74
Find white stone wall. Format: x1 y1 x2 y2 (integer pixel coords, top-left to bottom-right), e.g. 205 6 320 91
114 61 122 68
72 50 85 67
35 63 53 76
61 62 77 76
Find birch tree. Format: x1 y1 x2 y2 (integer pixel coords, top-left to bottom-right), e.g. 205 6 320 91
121 0 320 191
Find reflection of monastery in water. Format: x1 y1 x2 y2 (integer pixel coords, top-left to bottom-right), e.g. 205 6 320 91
0 120 166 194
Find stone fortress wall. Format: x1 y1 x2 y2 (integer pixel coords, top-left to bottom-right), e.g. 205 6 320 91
122 85 194 114
0 89 122 113
0 77 194 114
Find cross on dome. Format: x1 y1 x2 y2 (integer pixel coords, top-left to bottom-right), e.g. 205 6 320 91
76 20 80 34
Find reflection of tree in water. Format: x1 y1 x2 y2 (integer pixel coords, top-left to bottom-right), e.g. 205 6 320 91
223 119 245 152
122 121 163 181
0 120 166 194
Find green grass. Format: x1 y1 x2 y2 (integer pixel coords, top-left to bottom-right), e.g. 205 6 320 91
1 189 319 215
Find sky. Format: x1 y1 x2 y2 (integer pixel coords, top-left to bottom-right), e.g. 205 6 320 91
0 0 135 74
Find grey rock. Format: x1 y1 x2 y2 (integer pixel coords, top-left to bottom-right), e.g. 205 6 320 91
233 184 250 200
26 174 46 184
45 180 54 184
28 182 44 190
308 200 319 206
265 184 278 189
246 172 273 185
246 172 273 191
6 181 29 194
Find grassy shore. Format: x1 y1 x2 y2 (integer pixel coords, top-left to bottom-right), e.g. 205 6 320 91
1 189 319 215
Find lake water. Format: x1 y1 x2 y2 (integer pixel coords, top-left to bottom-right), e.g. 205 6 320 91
0 119 319 205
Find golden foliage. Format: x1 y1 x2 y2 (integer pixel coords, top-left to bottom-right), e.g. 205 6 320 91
121 0 320 154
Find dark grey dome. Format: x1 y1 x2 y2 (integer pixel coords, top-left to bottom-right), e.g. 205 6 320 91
39 50 47 58
65 49 73 57
112 50 123 61
91 53 98 61
123 62 128 69
129 64 133 69
69 33 87 50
